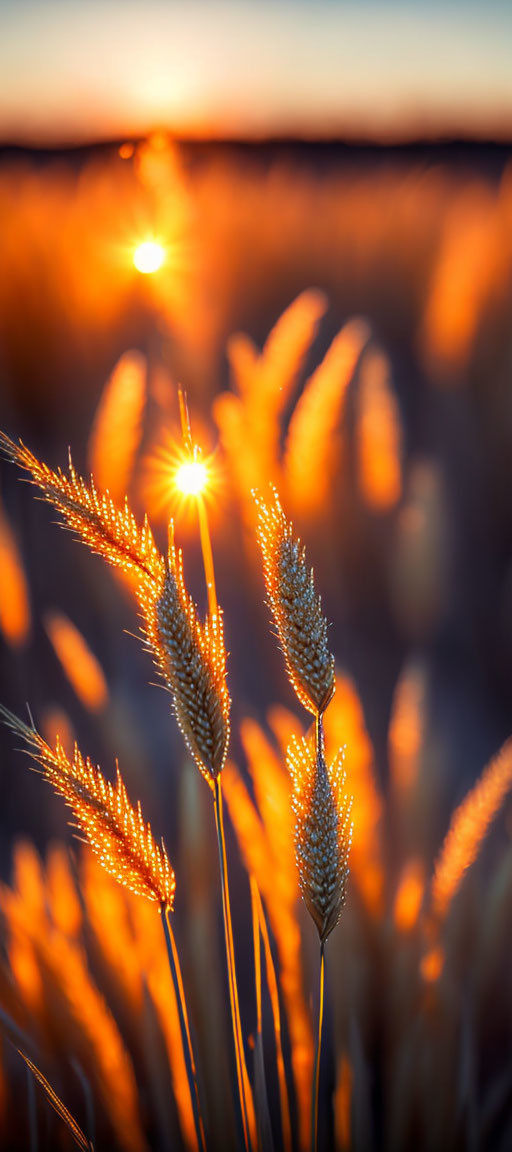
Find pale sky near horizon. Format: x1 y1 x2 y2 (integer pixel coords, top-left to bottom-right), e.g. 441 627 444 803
1 0 512 143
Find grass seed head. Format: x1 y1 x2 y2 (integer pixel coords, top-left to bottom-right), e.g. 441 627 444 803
0 707 176 909
254 487 335 716
288 733 352 942
144 537 230 783
0 432 164 594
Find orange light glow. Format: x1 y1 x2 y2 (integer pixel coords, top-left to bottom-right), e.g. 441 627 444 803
88 350 146 503
175 458 208 497
133 240 165 274
323 675 385 917
431 738 512 921
393 858 425 933
420 946 444 984
143 432 217 524
0 501 31 647
388 661 427 802
356 347 402 512
45 611 108 713
335 1055 353 1152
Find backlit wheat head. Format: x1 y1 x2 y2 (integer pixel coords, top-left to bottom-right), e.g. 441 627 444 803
0 432 230 785
254 487 335 716
144 535 230 783
0 432 164 593
287 733 352 942
0 707 175 909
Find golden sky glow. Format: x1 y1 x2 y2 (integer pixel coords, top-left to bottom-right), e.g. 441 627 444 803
0 1 511 142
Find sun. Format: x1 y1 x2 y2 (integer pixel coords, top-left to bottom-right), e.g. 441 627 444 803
175 459 208 497
133 240 166 274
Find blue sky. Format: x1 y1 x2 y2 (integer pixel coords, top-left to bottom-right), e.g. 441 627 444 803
1 0 511 141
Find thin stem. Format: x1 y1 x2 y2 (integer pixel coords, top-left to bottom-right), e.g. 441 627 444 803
250 877 262 1037
178 386 194 454
252 879 293 1152
160 904 207 1152
26 1063 38 1152
197 495 218 620
213 776 253 1152
311 941 326 1152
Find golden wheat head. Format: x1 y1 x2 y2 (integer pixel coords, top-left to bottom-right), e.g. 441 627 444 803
287 733 352 942
144 536 230 784
0 706 175 909
254 487 335 715
0 432 164 593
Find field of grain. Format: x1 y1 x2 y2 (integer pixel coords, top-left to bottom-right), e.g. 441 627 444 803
0 134 511 1150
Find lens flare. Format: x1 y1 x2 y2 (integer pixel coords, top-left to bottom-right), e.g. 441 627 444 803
175 459 208 497
133 241 165 274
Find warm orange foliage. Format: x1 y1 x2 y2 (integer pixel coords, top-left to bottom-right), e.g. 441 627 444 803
1 711 176 909
0 500 30 647
334 1054 353 1151
420 185 502 378
431 738 512 921
323 674 384 916
393 858 425 933
45 611 108 712
45 844 82 939
284 318 369 516
88 350 146 502
388 660 427 802
420 946 444 984
0 845 148 1152
356 346 402 511
214 291 326 511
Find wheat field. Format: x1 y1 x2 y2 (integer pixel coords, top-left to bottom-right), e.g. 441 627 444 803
0 134 511 1151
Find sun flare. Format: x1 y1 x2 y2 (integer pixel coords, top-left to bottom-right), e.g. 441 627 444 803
175 459 208 497
133 240 166 274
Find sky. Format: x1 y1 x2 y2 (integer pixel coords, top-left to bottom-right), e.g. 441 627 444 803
1 0 512 143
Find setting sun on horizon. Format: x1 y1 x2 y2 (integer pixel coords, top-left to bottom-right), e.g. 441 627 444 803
1 0 512 144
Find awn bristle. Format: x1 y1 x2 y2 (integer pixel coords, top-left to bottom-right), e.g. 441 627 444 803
287 732 352 943
254 487 335 716
144 537 230 783
0 708 175 909
0 432 164 593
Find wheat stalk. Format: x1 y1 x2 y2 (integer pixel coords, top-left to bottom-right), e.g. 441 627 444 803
0 707 175 908
287 727 352 1152
254 487 335 717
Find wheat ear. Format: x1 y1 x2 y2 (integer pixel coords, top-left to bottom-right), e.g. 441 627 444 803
144 533 230 784
254 486 335 716
0 706 175 907
0 432 230 785
287 731 352 944
1 706 208 1152
0 432 164 593
287 728 352 1152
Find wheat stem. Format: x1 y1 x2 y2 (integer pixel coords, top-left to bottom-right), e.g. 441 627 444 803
160 905 207 1152
26 1063 38 1152
197 495 218 621
311 941 325 1152
252 880 293 1152
213 777 252 1152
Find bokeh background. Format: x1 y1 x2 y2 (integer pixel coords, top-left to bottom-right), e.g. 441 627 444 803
0 2 512 1149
